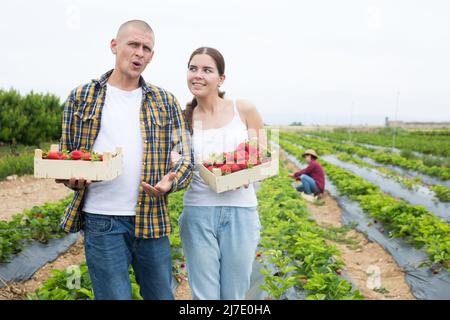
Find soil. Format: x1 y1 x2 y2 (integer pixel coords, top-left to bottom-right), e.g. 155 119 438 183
0 175 72 221
282 150 415 300
175 279 192 300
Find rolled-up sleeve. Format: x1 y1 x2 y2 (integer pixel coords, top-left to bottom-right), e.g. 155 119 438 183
59 92 76 152
169 96 194 193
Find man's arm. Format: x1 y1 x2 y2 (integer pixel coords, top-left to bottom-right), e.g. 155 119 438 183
294 163 314 179
168 95 194 193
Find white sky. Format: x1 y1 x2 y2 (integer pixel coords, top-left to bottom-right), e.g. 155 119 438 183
1 0 449 125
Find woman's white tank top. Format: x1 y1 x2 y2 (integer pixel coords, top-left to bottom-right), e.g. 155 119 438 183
182 100 258 207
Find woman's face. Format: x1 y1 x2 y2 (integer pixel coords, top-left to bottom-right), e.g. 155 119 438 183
187 54 224 98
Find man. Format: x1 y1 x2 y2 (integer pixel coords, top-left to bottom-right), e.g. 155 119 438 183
289 149 325 196
56 20 193 300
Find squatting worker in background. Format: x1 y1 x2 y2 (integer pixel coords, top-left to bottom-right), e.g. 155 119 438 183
289 149 325 197
55 20 193 300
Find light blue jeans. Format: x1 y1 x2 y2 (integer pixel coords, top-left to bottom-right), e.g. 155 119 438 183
179 206 261 300
296 174 320 195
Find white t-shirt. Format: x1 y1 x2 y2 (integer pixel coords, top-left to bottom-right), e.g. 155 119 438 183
82 84 143 216
183 101 258 207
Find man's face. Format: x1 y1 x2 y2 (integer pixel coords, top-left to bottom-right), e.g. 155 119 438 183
111 26 155 80
304 154 312 163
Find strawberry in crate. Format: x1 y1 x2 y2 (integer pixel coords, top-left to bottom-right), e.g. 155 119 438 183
202 138 272 176
42 148 104 161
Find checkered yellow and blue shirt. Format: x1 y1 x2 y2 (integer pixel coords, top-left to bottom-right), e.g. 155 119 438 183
59 69 193 238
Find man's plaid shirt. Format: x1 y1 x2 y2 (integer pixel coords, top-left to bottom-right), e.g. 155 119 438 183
59 69 193 238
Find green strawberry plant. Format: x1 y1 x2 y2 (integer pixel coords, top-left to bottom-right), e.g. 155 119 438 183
0 197 71 263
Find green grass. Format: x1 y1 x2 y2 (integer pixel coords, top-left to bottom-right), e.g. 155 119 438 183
0 141 55 180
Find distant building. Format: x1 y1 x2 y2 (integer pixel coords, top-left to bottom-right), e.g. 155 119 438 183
386 118 450 129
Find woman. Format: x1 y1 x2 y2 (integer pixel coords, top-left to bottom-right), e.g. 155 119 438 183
179 47 265 300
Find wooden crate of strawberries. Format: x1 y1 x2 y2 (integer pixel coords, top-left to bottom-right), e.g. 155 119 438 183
198 140 279 193
34 144 123 181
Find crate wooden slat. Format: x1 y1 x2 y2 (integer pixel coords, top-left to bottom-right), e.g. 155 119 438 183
198 151 279 193
34 144 123 181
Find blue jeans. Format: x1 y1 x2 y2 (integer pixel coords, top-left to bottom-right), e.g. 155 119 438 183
83 212 174 300
296 174 320 195
179 206 261 300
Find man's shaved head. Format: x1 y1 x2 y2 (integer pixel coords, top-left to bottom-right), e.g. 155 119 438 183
116 20 154 40
109 20 155 85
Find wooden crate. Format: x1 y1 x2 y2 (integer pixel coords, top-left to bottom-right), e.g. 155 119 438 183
34 144 123 181
198 151 279 193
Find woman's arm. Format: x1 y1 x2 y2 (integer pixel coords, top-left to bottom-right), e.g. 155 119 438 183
236 100 267 151
294 161 317 179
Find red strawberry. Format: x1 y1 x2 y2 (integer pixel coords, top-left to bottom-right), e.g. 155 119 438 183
247 144 258 163
248 145 258 155
207 165 213 172
82 153 91 161
236 142 247 153
99 154 103 161
225 152 235 164
239 162 248 170
58 153 68 160
238 150 250 161
47 151 60 160
221 164 232 175
70 150 83 160
230 163 241 172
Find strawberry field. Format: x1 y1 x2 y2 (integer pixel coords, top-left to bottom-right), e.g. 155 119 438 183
1 122 450 300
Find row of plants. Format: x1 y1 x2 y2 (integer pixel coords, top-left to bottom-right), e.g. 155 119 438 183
430 185 450 203
27 191 187 300
307 129 450 158
315 132 450 169
291 142 449 203
0 88 62 146
398 149 449 169
256 162 363 300
0 197 71 263
283 132 450 181
280 139 450 272
335 153 423 191
27 262 143 300
334 153 450 203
